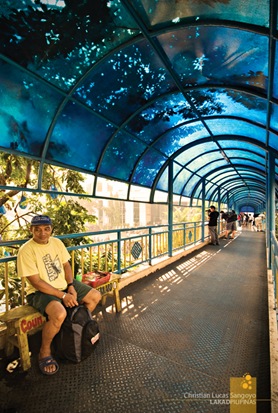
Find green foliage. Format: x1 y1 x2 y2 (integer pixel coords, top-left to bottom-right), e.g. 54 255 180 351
0 154 97 239
173 206 202 223
0 154 99 308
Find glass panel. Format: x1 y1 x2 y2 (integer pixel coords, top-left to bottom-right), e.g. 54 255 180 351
182 174 200 197
99 131 147 181
175 142 219 165
0 1 139 90
74 40 176 124
218 141 266 157
187 89 267 126
156 167 168 192
0 59 63 155
153 190 168 203
95 177 129 200
231 159 265 170
273 42 278 99
172 168 192 194
42 164 92 195
132 149 167 186
0 154 40 190
155 122 207 156
133 0 269 28
223 150 265 166
269 132 278 152
186 151 225 171
205 119 267 143
129 185 151 202
48 101 115 171
270 103 278 132
208 170 235 182
195 159 227 176
157 27 268 90
126 93 197 143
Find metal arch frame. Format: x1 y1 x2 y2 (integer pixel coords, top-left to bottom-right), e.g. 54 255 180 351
209 179 266 202
189 161 266 199
207 173 266 192
0 1 278 212
150 133 271 203
227 191 266 205
191 165 266 204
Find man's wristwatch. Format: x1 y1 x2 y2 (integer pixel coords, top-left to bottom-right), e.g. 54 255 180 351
67 282 74 287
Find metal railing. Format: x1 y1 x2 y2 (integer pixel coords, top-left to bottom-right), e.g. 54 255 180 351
0 221 212 312
270 230 278 314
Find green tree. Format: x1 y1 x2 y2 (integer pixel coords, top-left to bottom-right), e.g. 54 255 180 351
0 154 99 307
173 206 202 223
0 153 97 242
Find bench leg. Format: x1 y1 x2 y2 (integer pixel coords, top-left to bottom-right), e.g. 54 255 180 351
16 329 31 371
113 288 121 312
101 295 107 306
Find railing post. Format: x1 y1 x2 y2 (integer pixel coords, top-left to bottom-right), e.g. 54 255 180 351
201 179 206 242
267 153 275 268
117 230 121 274
168 159 173 257
148 227 152 265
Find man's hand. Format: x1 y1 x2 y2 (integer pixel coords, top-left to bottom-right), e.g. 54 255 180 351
67 285 77 300
62 290 78 307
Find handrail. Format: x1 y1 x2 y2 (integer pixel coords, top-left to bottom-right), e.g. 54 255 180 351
0 221 217 311
270 230 278 313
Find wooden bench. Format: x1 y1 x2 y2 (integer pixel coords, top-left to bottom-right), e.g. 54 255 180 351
0 277 121 371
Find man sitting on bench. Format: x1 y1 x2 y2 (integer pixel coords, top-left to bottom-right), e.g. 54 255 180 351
17 215 101 376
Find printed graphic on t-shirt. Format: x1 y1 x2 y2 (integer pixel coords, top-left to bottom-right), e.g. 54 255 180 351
42 254 62 282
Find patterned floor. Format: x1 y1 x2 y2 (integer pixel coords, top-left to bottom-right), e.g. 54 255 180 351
0 230 271 413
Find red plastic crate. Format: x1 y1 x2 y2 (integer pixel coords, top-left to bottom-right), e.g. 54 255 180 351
82 272 111 288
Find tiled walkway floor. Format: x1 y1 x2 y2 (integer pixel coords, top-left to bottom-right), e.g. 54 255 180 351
0 230 270 413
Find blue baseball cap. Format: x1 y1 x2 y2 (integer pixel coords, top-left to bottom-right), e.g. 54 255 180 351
31 215 52 226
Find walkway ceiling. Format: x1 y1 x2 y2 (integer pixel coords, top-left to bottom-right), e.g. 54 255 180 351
1 0 278 211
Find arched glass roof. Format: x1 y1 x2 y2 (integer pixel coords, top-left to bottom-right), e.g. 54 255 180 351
1 0 278 210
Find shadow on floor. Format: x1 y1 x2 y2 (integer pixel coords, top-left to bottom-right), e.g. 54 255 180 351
0 231 271 413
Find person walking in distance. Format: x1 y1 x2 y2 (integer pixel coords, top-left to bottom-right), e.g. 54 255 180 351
207 205 219 245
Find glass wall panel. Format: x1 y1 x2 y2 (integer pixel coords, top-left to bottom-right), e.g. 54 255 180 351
132 149 167 186
172 168 192 194
205 119 267 143
129 185 151 202
175 142 218 166
0 154 40 190
132 0 269 28
269 132 278 152
270 103 278 132
157 27 268 90
194 159 227 176
0 1 139 90
48 101 115 170
125 93 196 143
181 174 200 197
0 59 63 155
218 141 265 157
273 42 278 99
74 40 176 125
99 131 147 181
155 122 207 156
187 89 267 126
95 177 128 200
153 190 168 203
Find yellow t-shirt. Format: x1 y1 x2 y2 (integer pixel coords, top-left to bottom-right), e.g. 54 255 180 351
17 237 71 295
